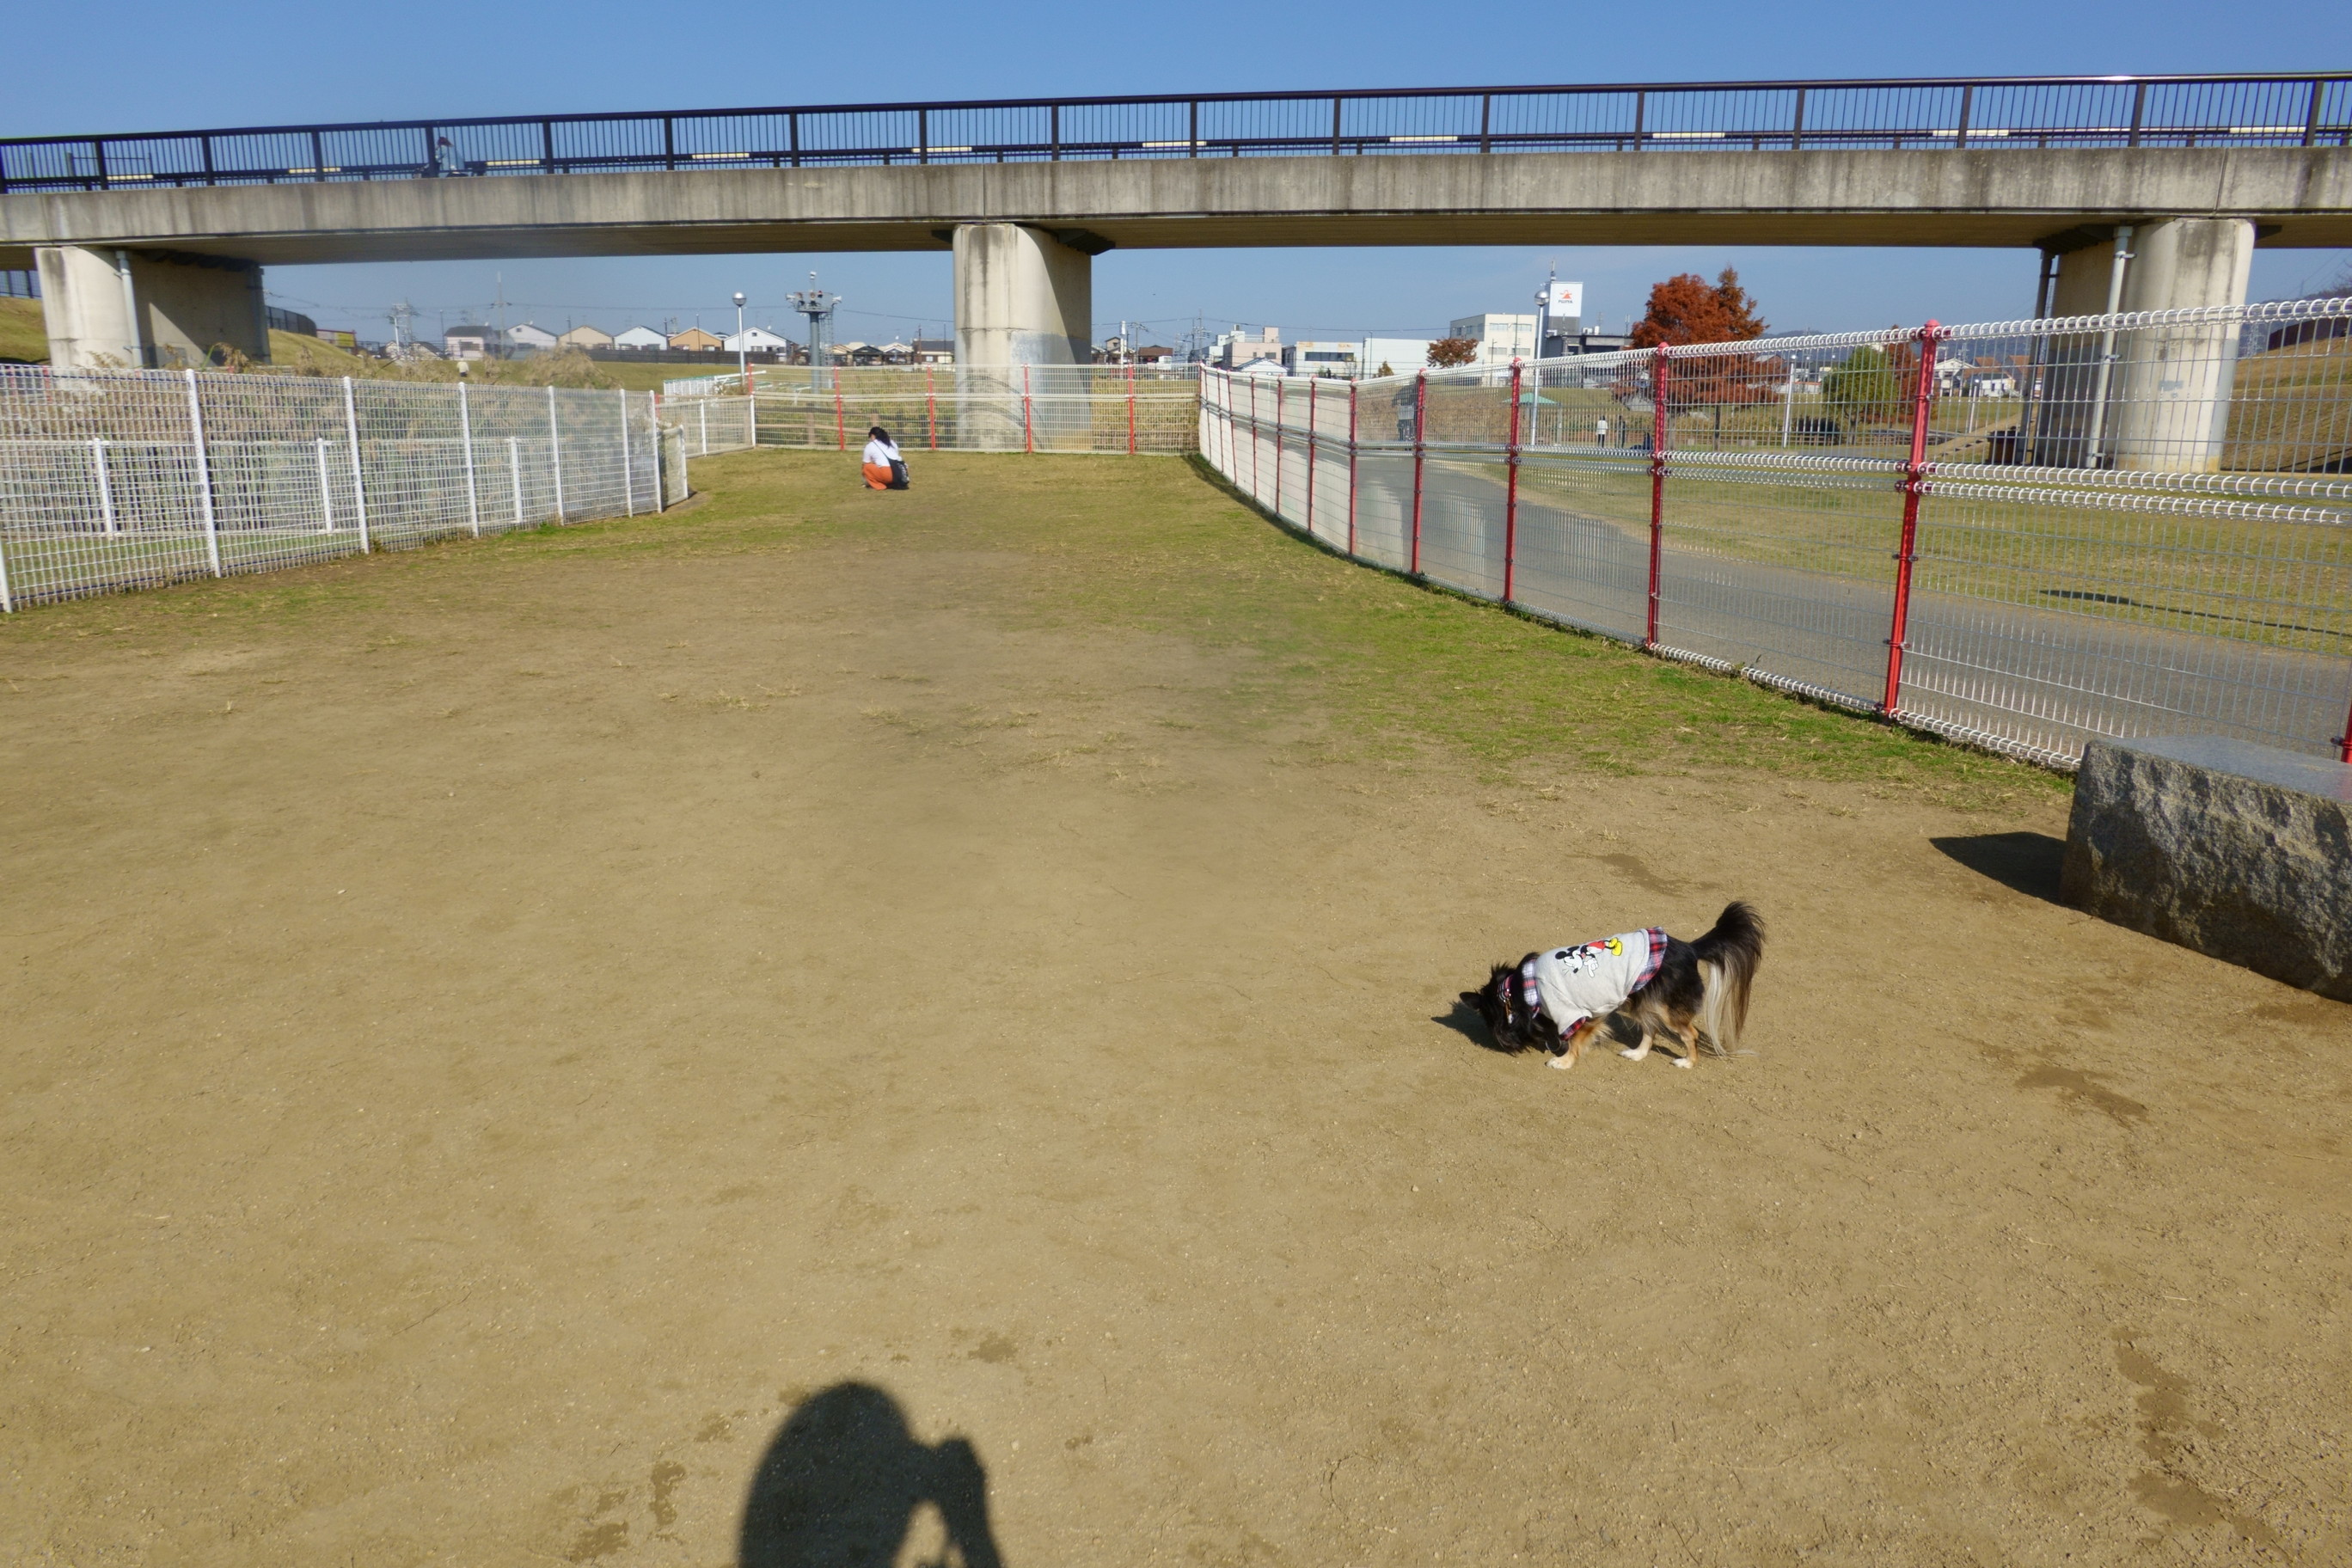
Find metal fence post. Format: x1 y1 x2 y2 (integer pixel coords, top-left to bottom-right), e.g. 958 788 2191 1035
1345 379 1358 556
835 385 845 451
185 368 223 578
1411 370 1426 574
927 364 937 450
1304 377 1316 530
0 533 11 614
315 437 334 534
1022 364 1033 453
547 385 566 521
458 380 481 537
1274 377 1286 516
619 389 635 517
1504 358 1523 603
699 401 709 456
1883 322 1945 716
1126 360 1136 455
343 376 370 554
508 437 524 523
650 397 665 510
1646 348 1669 646
1248 375 1260 498
92 438 118 535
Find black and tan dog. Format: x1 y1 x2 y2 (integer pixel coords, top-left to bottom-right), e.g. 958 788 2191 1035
1461 902 1764 1070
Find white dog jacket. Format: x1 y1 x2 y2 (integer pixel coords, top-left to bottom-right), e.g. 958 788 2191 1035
1521 928 1669 1036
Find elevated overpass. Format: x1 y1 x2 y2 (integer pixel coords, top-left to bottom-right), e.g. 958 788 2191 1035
5 73 2349 369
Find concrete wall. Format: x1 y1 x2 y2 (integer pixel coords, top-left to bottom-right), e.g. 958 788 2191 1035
35 244 266 369
952 224 1092 450
4 148 2348 267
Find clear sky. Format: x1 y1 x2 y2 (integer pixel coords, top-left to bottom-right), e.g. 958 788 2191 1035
8 1 2348 345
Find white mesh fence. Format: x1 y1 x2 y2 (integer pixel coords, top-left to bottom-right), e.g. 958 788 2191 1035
1202 297 2352 769
665 364 1202 455
0 367 682 610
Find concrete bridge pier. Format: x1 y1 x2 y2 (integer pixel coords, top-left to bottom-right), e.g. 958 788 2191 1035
35 245 269 370
2035 217 2254 471
952 224 1093 450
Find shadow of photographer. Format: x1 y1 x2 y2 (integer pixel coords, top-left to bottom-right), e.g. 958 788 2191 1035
739 1382 1004 1568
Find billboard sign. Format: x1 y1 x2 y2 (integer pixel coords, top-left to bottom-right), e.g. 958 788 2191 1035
1545 281 1585 320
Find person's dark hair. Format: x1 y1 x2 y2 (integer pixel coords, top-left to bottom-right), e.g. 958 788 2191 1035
868 426 891 443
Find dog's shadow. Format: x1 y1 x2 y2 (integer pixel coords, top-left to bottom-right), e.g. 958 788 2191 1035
1432 996 1503 1052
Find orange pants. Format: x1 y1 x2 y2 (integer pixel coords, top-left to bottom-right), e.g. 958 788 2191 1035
862 462 893 490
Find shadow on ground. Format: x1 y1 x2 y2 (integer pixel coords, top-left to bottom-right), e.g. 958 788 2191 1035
1931 831 2067 905
739 1384 1003 1568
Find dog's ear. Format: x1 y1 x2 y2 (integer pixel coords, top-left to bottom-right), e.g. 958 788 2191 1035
1460 989 1486 1010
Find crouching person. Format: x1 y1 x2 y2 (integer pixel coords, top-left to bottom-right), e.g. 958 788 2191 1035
861 426 909 490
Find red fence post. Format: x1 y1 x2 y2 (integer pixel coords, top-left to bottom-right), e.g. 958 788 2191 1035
1305 377 1318 532
1022 364 1033 454
1646 347 1670 647
1883 322 1945 715
1411 370 1427 574
926 364 937 450
835 385 844 452
1126 360 1136 456
1504 358 1523 603
1346 378 1359 557
2339 692 2352 764
1249 374 1260 497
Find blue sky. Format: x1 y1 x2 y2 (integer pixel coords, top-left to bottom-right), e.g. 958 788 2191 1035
8 0 2348 344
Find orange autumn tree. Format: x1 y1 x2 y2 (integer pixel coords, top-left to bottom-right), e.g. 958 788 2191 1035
1626 268 1779 416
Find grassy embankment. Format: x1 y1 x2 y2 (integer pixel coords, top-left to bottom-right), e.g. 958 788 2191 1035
4 446 2058 809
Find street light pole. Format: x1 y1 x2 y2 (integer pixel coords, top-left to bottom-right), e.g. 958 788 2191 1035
733 291 747 389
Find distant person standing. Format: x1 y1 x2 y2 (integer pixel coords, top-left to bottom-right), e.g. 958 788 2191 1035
1594 415 1609 446
861 426 908 490
433 136 463 175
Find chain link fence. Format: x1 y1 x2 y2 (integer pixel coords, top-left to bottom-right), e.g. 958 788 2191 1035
0 366 684 610
1204 297 2352 769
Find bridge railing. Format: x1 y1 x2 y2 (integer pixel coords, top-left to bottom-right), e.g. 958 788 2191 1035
1201 296 2352 769
4 74 2347 193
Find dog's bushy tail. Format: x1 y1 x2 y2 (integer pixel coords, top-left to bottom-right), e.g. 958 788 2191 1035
1690 901 1765 1057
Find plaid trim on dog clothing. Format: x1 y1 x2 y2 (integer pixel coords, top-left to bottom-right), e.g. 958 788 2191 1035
1521 927 1669 1036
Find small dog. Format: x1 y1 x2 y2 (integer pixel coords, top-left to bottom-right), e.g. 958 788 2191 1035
1461 902 1764 1070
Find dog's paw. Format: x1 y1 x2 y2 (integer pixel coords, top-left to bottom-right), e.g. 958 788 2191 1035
1548 1054 1574 1070
1673 1056 1693 1069
1619 1046 1646 1060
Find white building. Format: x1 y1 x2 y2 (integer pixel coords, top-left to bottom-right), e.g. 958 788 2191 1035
1449 313 1539 364
1359 338 1437 377
1285 340 1359 376
613 326 668 351
505 323 560 352
722 327 795 353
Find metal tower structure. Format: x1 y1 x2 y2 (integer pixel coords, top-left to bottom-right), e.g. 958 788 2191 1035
786 273 841 391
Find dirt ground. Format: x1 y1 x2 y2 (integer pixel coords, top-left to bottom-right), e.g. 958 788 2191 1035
3 452 2347 1567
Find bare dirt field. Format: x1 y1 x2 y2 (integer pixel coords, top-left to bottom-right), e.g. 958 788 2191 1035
3 450 2347 1567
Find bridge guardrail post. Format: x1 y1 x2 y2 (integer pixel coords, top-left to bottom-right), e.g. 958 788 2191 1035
1882 320 1946 716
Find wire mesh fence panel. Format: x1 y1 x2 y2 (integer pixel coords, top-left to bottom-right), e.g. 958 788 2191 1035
1197 295 2352 768
718 366 1200 454
1507 454 1657 642
0 367 671 611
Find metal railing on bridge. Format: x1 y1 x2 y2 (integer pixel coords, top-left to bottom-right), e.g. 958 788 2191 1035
4 74 2348 193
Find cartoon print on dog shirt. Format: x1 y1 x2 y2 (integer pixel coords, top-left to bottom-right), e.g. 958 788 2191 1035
1523 928 1668 1037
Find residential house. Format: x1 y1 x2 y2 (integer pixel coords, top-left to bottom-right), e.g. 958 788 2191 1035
668 328 724 352
444 325 497 360
1216 326 1282 371
613 326 668 351
506 323 560 353
559 325 615 351
720 327 796 354
912 339 954 364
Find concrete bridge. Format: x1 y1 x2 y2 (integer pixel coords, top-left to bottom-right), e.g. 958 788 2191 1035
4 74 2349 370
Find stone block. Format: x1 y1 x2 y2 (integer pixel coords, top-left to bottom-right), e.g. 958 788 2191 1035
2062 734 2351 1000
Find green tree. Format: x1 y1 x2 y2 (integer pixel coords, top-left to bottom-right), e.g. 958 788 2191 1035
1819 344 1910 429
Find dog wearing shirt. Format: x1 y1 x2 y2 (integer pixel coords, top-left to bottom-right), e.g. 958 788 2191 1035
1461 902 1764 1071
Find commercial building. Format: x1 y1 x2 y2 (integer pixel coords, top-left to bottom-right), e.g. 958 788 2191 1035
1216 326 1281 370
1285 340 1359 376
1449 313 1538 364
1359 338 1436 377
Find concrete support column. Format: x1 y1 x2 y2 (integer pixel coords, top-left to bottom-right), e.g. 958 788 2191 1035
2035 217 2254 471
953 224 1093 450
36 245 270 370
